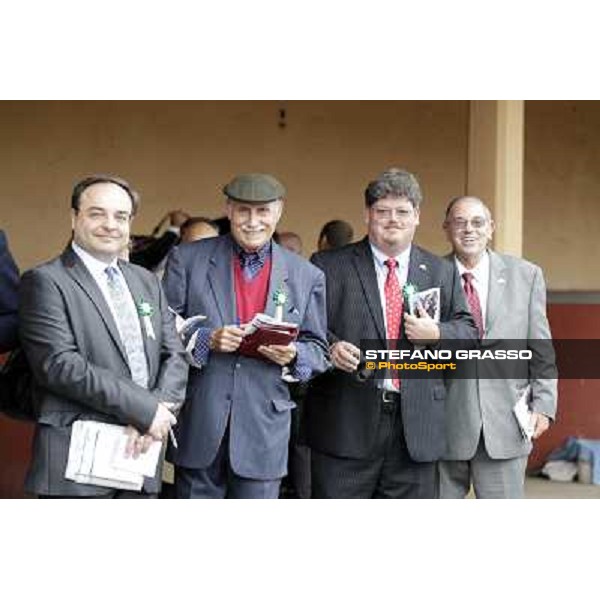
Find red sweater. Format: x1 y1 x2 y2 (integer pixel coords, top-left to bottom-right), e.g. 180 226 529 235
233 256 272 324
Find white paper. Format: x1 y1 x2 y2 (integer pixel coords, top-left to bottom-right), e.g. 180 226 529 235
111 434 162 478
168 308 207 369
513 385 534 440
65 421 161 490
169 307 206 335
243 313 299 335
407 287 440 322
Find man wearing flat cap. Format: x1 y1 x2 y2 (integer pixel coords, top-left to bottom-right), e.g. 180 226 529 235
163 173 330 498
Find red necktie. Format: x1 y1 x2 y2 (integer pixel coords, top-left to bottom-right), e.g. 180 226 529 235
384 258 403 389
462 272 484 338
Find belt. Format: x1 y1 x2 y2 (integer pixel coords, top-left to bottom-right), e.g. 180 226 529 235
381 390 401 404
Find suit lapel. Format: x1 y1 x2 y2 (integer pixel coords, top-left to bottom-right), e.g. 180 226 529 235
61 247 129 366
207 235 236 326
406 246 433 297
485 250 508 335
119 261 158 378
352 238 386 342
264 242 289 318
403 246 433 333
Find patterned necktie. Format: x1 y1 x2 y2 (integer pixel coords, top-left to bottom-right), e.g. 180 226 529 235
105 266 149 388
462 272 484 338
384 258 403 390
239 251 263 280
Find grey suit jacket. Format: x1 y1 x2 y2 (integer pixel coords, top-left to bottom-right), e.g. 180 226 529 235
19 247 189 496
162 234 330 480
444 251 558 460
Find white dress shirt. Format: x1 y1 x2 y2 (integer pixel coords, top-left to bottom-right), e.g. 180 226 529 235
71 242 143 342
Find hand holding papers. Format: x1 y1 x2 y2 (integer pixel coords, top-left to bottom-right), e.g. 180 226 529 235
238 313 299 360
66 421 162 491
406 286 441 321
403 287 441 344
513 385 535 440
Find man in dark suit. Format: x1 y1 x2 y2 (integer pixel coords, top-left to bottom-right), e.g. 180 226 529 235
19 175 188 498
0 230 19 353
305 168 477 498
163 173 330 499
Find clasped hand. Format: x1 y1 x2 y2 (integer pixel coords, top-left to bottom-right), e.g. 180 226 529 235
125 402 176 458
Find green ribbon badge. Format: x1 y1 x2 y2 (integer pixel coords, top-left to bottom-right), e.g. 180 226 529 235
137 300 154 318
273 288 287 307
403 283 417 300
137 300 156 339
273 287 287 321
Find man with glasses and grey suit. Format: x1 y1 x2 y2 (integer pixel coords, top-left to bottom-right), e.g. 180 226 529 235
438 196 557 499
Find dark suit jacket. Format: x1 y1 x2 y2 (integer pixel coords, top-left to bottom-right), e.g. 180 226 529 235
162 234 330 480
19 247 189 496
0 230 19 353
130 231 179 271
305 238 477 462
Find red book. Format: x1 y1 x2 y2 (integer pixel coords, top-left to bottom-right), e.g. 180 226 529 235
238 314 299 359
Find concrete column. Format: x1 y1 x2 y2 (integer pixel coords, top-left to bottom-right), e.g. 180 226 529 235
467 100 524 256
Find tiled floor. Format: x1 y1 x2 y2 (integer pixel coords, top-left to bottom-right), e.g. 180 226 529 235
525 476 600 498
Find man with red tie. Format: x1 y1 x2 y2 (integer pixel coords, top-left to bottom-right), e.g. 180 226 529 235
305 169 477 498
439 196 557 498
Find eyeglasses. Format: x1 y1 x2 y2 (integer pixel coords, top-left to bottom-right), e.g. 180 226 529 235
447 218 488 231
371 207 414 222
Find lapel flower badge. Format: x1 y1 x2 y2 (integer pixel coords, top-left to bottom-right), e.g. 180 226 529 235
273 287 287 322
403 283 418 314
137 299 156 340
403 282 417 301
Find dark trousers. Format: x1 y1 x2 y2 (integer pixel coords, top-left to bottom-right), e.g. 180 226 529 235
281 387 311 499
311 394 437 499
175 423 281 499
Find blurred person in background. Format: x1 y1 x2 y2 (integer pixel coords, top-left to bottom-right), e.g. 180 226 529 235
317 219 354 251
0 229 19 354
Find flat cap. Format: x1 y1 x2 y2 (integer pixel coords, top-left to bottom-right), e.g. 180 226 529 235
223 173 286 203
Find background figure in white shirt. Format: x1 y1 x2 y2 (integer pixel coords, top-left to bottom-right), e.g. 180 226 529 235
438 196 558 499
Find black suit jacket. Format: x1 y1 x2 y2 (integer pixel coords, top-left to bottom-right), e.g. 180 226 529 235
130 231 179 271
19 247 189 496
306 238 477 462
0 230 19 353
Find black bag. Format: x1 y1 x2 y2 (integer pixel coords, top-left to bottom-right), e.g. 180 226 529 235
0 347 36 421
